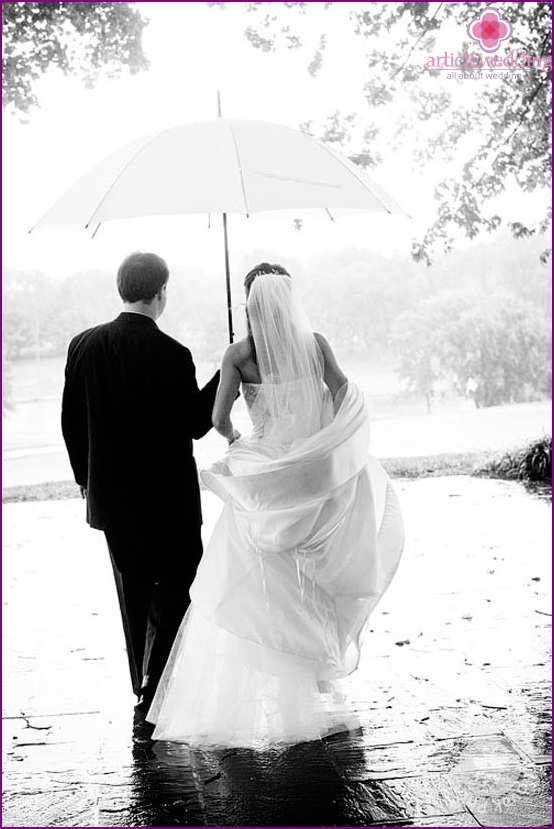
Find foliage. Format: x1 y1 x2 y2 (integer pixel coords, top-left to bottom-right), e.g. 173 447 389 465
209 2 552 263
476 435 552 483
445 293 551 408
390 299 443 413
292 249 425 356
2 270 52 359
392 288 551 409
2 268 120 358
49 271 122 354
519 435 552 482
1 234 551 405
1 265 229 365
2 2 148 115
2 354 13 417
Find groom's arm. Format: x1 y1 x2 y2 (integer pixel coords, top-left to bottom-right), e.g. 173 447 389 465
180 348 220 439
190 367 220 439
61 342 89 487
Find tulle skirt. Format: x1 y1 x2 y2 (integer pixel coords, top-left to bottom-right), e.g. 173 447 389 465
147 606 363 747
147 384 404 747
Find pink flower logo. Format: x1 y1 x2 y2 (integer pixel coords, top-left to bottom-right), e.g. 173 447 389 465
467 7 512 53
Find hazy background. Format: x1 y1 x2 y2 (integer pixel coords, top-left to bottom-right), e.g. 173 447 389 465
3 2 551 486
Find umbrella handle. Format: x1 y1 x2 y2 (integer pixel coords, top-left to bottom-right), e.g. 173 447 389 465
222 212 234 344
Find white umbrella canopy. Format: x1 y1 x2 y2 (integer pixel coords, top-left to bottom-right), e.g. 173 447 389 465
31 118 408 339
32 119 406 227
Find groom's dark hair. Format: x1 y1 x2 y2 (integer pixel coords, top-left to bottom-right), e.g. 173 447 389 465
117 252 169 303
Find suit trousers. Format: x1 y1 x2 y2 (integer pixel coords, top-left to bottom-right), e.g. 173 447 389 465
104 524 203 697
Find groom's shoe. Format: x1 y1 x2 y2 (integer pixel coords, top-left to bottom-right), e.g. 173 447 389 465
134 687 156 743
133 709 156 742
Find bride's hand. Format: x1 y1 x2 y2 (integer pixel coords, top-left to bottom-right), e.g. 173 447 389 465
228 429 241 446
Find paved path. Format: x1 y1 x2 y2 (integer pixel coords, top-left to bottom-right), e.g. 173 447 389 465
2 478 551 827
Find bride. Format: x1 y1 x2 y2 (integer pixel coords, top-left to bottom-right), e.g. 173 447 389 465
147 262 404 747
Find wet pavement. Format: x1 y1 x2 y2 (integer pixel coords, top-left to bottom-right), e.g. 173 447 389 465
2 477 551 827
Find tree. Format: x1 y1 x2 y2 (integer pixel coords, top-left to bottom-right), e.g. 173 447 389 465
2 354 14 417
391 302 443 413
46 270 123 354
1 270 52 359
443 292 551 407
393 289 551 409
2 2 148 115
294 249 425 356
209 2 552 263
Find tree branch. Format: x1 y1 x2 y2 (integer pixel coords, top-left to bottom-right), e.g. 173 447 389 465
390 2 443 80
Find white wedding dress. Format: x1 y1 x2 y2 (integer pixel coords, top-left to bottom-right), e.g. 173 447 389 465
146 376 404 747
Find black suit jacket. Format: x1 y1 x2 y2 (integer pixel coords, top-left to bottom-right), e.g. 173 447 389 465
61 312 219 535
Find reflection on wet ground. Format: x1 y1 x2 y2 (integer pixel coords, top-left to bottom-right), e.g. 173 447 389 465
3 477 551 827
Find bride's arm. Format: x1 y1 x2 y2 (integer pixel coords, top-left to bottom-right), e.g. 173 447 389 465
212 344 242 444
314 333 348 402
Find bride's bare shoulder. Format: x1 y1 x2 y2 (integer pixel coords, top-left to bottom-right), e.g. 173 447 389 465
223 337 253 367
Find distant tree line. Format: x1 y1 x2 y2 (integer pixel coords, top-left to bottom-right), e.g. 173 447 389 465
1 266 229 365
2 235 551 414
392 289 551 411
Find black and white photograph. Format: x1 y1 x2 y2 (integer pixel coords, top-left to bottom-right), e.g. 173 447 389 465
2 2 551 827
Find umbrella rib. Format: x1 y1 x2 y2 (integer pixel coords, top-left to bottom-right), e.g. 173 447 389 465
315 141 394 215
226 122 250 215
247 168 342 189
83 128 171 229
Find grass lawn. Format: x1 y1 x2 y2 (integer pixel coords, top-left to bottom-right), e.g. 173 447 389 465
1 449 502 504
2 480 83 503
3 357 550 501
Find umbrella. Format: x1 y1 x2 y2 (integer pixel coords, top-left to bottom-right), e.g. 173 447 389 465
30 116 408 342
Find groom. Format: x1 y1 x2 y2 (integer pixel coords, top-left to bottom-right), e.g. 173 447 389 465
61 252 220 713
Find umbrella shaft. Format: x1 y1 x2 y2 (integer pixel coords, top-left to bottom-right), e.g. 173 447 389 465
222 213 234 343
